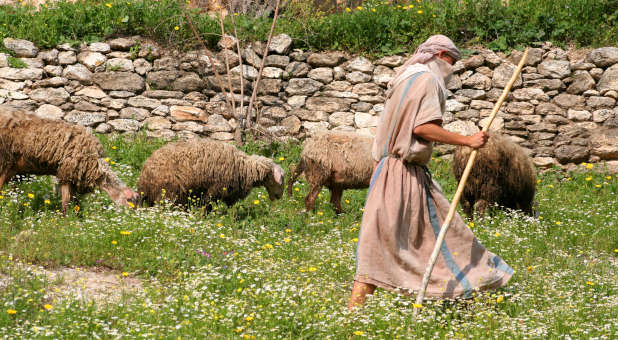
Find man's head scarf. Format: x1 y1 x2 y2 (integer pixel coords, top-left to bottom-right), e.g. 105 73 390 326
388 35 461 89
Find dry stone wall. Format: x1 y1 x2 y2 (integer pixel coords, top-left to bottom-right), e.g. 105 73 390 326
1 35 617 169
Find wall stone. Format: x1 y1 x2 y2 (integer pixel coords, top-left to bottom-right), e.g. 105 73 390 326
1 36 617 170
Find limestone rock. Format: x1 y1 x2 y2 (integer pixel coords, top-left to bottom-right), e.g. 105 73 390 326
307 52 346 67
63 64 93 84
133 59 152 75
587 96 616 109
120 107 149 121
346 71 372 84
566 71 595 94
589 47 618 67
0 67 43 80
109 119 139 132
302 121 329 135
538 60 571 79
376 55 404 67
106 58 134 72
305 97 351 113
597 64 618 94
308 67 334 83
535 102 565 116
590 128 618 160
143 90 184 99
492 63 523 88
354 112 378 128
93 72 144 92
463 72 491 90
108 37 137 50
218 34 238 51
592 109 614 123
262 67 283 79
281 115 301 134
269 34 293 54
329 111 354 127
29 87 70 105
231 64 258 80
77 52 107 71
567 109 592 121
3 38 38 57
35 104 64 120
58 51 77 65
127 96 161 109
75 86 107 99
352 83 381 96
345 56 374 73
170 106 207 122
63 111 106 126
265 55 289 68
478 116 504 131
292 108 328 122
172 73 204 92
285 62 310 78
285 78 322 96
444 120 479 136
512 88 549 101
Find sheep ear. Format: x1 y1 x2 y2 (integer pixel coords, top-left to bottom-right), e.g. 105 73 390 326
273 166 284 185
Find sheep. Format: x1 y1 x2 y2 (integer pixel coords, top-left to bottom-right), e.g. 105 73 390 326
0 105 138 214
287 131 374 214
452 132 536 220
137 139 285 208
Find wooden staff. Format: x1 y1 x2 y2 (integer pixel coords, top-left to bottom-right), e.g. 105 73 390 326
413 47 529 316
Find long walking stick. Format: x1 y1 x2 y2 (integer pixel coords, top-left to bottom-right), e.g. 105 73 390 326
413 48 529 316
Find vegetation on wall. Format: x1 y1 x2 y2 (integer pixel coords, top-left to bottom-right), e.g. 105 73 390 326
0 0 616 55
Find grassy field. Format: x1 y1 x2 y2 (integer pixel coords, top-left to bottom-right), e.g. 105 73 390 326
0 134 616 339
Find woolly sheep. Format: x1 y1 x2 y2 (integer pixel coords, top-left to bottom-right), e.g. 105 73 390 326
287 131 373 214
0 105 138 213
137 139 285 207
453 133 536 219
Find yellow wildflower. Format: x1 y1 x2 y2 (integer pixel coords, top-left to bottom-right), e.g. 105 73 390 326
279 157 285 161
586 281 594 286
219 233 225 238
595 184 601 188
105 3 112 8
548 184 553 188
371 8 376 12
496 295 504 303
73 205 80 213
345 199 350 204
308 267 317 272
417 10 423 14
174 26 179 31
468 222 474 228
345 7 351 12
112 240 117 245
413 303 423 308
555 221 562 225
43 304 52 310
120 230 131 235
357 6 363 10
536 179 541 184
112 146 117 150
317 211 323 216
586 163 593 169
104 157 110 163
494 232 500 237
122 272 129 277
585 176 592 181
127 202 135 208
27 193 34 199
7 309 17 315
245 316 254 321
294 187 299 192
353 330 365 336
285 228 292 233
253 200 259 205
44 199 51 204
352 237 358 243
284 237 290 243
606 176 612 180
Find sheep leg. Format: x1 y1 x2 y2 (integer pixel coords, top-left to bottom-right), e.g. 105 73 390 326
329 186 344 214
461 198 474 221
60 183 72 215
0 169 15 189
305 184 321 212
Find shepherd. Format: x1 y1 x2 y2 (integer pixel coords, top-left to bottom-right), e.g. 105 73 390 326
349 35 513 309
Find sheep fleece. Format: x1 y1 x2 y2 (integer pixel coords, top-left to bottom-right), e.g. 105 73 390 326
452 133 536 217
138 139 275 206
0 107 105 193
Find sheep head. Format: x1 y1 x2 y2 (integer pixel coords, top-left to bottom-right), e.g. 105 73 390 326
265 163 285 201
97 158 139 208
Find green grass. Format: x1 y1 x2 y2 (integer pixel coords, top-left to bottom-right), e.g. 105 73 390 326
0 0 615 56
0 134 616 338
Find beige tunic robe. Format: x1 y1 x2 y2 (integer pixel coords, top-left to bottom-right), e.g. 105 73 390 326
354 61 512 299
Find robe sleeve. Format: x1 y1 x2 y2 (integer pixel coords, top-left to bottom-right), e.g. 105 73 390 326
413 74 445 129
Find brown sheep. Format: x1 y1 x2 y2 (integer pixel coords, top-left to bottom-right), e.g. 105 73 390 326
453 133 536 220
0 105 138 213
287 131 373 214
137 139 285 207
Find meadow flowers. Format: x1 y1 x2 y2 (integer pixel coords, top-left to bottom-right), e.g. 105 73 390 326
7 309 17 315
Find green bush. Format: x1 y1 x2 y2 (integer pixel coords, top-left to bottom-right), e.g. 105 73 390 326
0 0 615 55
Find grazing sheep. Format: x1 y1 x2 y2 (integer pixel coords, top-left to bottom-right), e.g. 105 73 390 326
287 131 374 214
453 133 536 219
137 139 285 207
0 105 138 213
